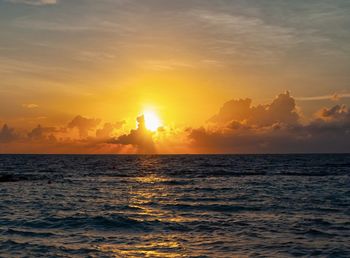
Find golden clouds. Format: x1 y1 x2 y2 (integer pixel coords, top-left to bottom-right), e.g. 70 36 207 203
209 92 299 127
189 93 350 153
1 92 350 154
67 116 101 138
110 115 155 154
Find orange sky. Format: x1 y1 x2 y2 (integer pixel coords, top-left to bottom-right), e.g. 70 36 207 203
1 0 350 153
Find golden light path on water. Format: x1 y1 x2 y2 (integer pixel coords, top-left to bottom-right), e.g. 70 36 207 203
96 157 188 257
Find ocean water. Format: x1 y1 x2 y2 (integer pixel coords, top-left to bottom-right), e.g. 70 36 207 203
0 154 349 257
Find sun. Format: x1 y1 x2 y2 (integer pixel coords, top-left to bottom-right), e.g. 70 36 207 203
143 110 162 131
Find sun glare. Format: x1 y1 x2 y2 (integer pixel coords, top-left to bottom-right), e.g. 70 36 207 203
143 110 162 131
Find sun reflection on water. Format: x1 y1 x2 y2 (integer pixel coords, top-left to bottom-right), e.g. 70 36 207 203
97 241 184 257
93 156 194 257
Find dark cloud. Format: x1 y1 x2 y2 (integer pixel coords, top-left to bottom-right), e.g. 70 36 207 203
0 124 18 143
189 95 350 153
67 115 101 138
96 121 125 139
189 122 350 153
318 104 349 121
209 98 252 124
28 125 58 142
304 105 350 135
0 115 146 153
209 91 299 127
110 115 155 153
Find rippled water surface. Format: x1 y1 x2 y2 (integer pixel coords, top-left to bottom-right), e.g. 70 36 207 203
0 154 349 257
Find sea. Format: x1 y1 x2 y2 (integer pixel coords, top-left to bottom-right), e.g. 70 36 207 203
0 154 349 257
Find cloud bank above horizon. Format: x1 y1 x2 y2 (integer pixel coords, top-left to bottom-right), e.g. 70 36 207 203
1 92 350 154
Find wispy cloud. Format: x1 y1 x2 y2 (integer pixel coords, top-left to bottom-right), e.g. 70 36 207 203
189 9 298 64
5 0 57 6
22 103 39 109
13 17 126 33
142 60 194 71
296 93 350 101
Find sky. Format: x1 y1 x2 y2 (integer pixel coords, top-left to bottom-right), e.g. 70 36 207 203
0 0 350 153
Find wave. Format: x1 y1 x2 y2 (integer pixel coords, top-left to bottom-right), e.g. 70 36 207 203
18 214 150 231
162 203 261 212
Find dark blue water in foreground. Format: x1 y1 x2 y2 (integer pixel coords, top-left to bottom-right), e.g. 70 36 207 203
0 154 349 257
